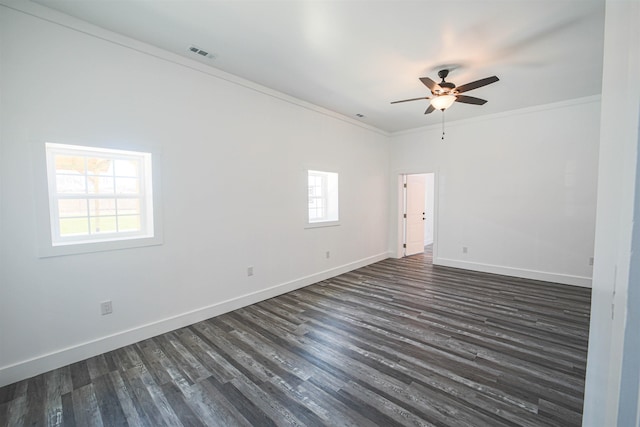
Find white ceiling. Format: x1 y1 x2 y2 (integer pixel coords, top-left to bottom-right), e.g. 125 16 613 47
31 0 605 133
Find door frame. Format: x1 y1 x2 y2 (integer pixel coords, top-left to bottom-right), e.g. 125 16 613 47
396 171 438 259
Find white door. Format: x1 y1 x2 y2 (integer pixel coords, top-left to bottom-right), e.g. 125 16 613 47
424 173 435 245
405 174 426 255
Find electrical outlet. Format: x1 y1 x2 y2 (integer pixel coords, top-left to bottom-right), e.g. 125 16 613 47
100 300 113 316
589 257 594 266
247 266 254 276
326 251 330 259
462 247 468 254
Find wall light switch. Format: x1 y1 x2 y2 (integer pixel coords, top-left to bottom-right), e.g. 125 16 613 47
100 300 113 316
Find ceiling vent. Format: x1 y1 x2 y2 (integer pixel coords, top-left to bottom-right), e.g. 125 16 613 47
188 45 215 59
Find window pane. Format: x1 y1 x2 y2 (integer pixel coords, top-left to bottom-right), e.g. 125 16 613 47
116 177 140 194
56 174 86 194
114 159 139 177
46 143 154 246
307 170 338 223
59 217 89 236
118 215 141 232
87 176 114 194
58 199 87 218
90 216 117 234
89 199 116 216
117 199 140 215
55 155 85 174
86 158 113 176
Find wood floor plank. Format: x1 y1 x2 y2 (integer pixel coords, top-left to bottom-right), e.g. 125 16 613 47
0 383 18 405
118 368 167 427
92 373 128 427
257 380 326 427
70 384 103 427
0 247 591 426
153 333 202 385
59 392 75 427
186 379 251 427
43 366 72 427
296 378 379 427
69 361 91 391
108 371 146 427
86 355 110 381
160 382 206 427
24 374 46 426
134 363 183 426
208 376 276 427
0 401 8 427
2 395 26 427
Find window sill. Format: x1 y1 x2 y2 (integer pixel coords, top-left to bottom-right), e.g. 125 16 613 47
305 221 341 229
38 234 163 258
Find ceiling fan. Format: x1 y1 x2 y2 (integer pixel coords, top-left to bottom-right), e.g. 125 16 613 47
391 69 499 114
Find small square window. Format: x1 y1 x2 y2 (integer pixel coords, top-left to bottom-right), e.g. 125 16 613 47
308 170 339 224
45 143 154 246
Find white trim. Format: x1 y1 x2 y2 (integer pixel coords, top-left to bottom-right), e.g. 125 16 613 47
37 236 164 258
391 95 602 137
395 171 439 259
434 257 592 288
0 251 391 387
0 0 388 137
304 221 341 229
32 141 164 257
307 170 339 225
0 1 599 139
45 143 153 247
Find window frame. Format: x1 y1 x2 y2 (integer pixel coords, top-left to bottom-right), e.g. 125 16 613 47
306 169 339 228
36 142 163 257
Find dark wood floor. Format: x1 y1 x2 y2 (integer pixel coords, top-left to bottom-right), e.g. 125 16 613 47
0 248 591 426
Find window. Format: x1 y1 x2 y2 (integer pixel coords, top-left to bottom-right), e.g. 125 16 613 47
45 143 154 246
308 170 339 225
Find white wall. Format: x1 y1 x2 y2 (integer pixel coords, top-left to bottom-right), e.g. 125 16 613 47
582 0 640 425
1 3 624 408
0 5 389 386
389 98 601 287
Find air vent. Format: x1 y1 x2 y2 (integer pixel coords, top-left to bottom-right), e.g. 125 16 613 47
188 45 215 59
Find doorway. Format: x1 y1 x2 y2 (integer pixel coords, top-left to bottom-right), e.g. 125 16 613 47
401 173 435 259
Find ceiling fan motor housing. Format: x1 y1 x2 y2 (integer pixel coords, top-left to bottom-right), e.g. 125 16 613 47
434 69 456 95
434 82 456 95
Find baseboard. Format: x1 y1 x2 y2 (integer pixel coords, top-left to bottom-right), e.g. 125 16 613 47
434 257 592 288
0 252 391 387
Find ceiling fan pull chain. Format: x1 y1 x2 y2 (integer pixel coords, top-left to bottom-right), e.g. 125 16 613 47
441 111 445 140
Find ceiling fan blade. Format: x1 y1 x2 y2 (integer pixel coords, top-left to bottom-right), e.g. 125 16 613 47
455 76 499 94
455 95 488 105
390 96 430 104
419 77 441 92
424 104 435 114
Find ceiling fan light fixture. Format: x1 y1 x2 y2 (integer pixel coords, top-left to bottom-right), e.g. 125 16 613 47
430 94 456 111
